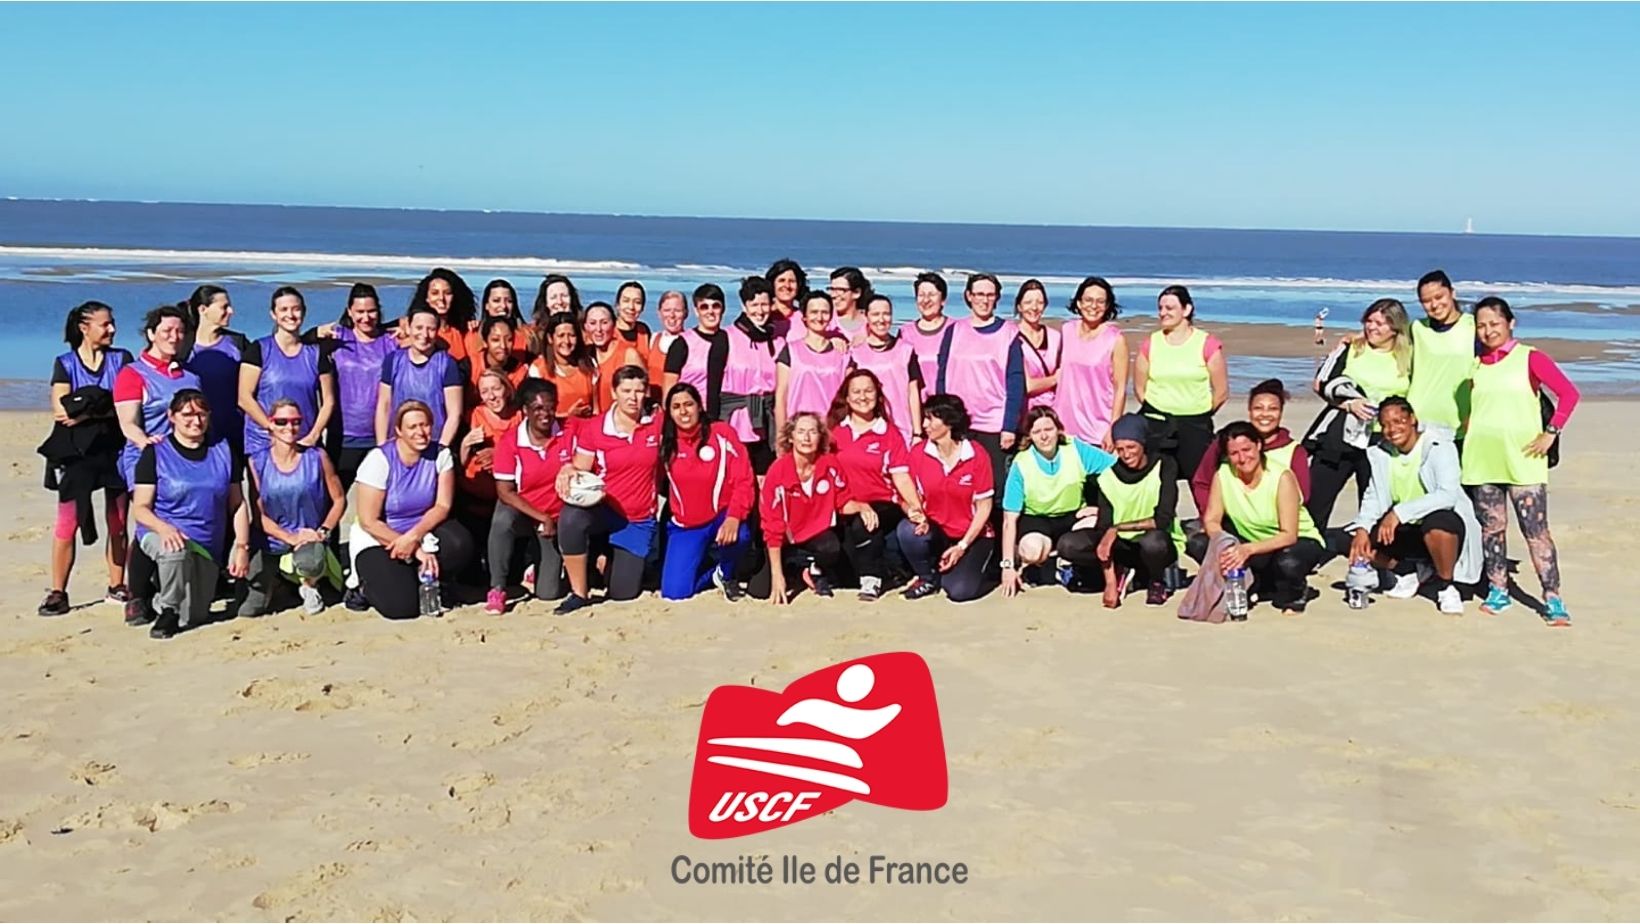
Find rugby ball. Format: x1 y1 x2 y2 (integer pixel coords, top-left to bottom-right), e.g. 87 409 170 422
562 470 607 508
1017 533 1052 562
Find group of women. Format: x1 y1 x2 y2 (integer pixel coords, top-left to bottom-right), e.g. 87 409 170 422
36 261 1580 634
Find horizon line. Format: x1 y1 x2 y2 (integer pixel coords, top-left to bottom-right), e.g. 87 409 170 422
4 195 1634 242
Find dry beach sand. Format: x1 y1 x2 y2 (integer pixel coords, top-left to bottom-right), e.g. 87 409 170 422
3 398 1640 921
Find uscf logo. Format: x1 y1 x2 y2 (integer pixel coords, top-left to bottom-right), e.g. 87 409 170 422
688 653 947 839
958 473 974 486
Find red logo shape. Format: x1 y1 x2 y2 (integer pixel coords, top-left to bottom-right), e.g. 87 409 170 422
688 652 947 839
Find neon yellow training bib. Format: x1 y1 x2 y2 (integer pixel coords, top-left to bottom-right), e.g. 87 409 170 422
1407 314 1476 431
1096 463 1188 557
1461 345 1548 486
1014 443 1086 516
1144 328 1213 416
1216 462 1322 543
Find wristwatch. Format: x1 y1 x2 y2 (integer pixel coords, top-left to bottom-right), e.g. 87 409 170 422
956 539 970 552
317 526 331 540
999 558 1016 570
1544 425 1561 436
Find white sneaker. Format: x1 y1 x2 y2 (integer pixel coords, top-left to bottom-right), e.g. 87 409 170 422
1437 585 1463 615
1385 571 1421 599
299 584 325 615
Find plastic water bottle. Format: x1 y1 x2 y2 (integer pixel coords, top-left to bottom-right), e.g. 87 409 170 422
1224 567 1249 621
1346 561 1376 610
418 534 443 618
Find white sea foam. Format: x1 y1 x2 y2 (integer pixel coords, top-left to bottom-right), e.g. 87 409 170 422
2 245 1637 300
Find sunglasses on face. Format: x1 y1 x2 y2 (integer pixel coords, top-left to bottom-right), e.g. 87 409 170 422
271 417 304 428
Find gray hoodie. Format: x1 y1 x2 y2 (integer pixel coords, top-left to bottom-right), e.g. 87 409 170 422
1346 428 1482 585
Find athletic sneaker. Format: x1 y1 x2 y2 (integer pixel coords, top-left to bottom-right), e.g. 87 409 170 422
1543 596 1571 626
806 564 834 598
343 586 370 613
554 593 592 615
1437 585 1464 615
37 590 70 617
1056 563 1077 589
858 575 882 602
1480 585 1513 615
1114 566 1134 600
521 564 536 591
149 608 180 640
104 584 132 606
903 578 940 600
1144 582 1170 607
1385 571 1423 600
124 598 153 627
299 584 325 616
712 569 744 602
484 588 507 616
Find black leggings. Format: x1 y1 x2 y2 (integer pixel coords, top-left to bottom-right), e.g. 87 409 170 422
355 521 475 620
1059 527 1177 584
746 530 846 600
1143 408 1215 490
842 501 904 581
1188 529 1325 609
1306 446 1371 530
557 504 647 602
969 431 1010 523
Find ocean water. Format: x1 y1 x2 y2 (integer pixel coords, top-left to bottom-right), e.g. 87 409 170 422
3 199 1637 408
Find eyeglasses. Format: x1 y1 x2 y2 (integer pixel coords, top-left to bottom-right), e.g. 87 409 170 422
826 285 852 294
271 417 304 428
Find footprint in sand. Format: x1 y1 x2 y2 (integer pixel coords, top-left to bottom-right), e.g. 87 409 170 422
69 760 118 786
444 771 496 799
230 678 401 714
251 861 350 914
228 752 311 769
59 799 239 833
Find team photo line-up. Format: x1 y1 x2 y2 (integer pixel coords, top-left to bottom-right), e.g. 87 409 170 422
36 260 1580 636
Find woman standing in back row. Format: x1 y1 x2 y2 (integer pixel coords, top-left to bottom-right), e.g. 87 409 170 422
1052 276 1127 450
1461 297 1580 624
1133 285 1228 487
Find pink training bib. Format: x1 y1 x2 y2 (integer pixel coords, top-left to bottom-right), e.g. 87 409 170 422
1018 325 1062 410
941 318 1018 432
675 329 714 392
899 318 950 397
849 336 922 442
783 337 851 418
1053 319 1124 445
723 325 777 443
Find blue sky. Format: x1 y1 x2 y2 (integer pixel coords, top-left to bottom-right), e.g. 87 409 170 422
3 3 1637 235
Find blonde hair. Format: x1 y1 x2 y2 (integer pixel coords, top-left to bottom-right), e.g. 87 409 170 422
776 412 832 457
393 399 434 433
1354 298 1413 377
476 368 515 404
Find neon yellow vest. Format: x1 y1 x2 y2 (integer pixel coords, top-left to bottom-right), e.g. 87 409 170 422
1407 314 1476 431
1461 345 1548 486
1349 347 1411 430
1265 441 1297 472
1095 463 1188 557
1388 438 1428 520
1014 443 1086 515
1216 463 1322 543
1145 328 1212 416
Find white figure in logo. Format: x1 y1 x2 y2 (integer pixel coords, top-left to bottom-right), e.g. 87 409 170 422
706 663 900 795
776 663 900 739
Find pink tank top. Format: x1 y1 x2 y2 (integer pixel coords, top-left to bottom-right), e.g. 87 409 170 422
1017 325 1063 410
723 326 777 442
675 329 713 392
1053 319 1124 445
899 318 950 396
782 337 850 418
848 337 921 442
942 318 1018 432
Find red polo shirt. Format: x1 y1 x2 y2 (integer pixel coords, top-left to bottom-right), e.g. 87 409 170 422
906 437 995 540
493 420 575 518
573 410 661 520
112 350 185 403
760 452 849 547
665 421 754 528
830 416 910 506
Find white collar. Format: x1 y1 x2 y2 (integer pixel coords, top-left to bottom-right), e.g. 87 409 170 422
847 416 889 438
601 409 650 440
922 438 975 463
